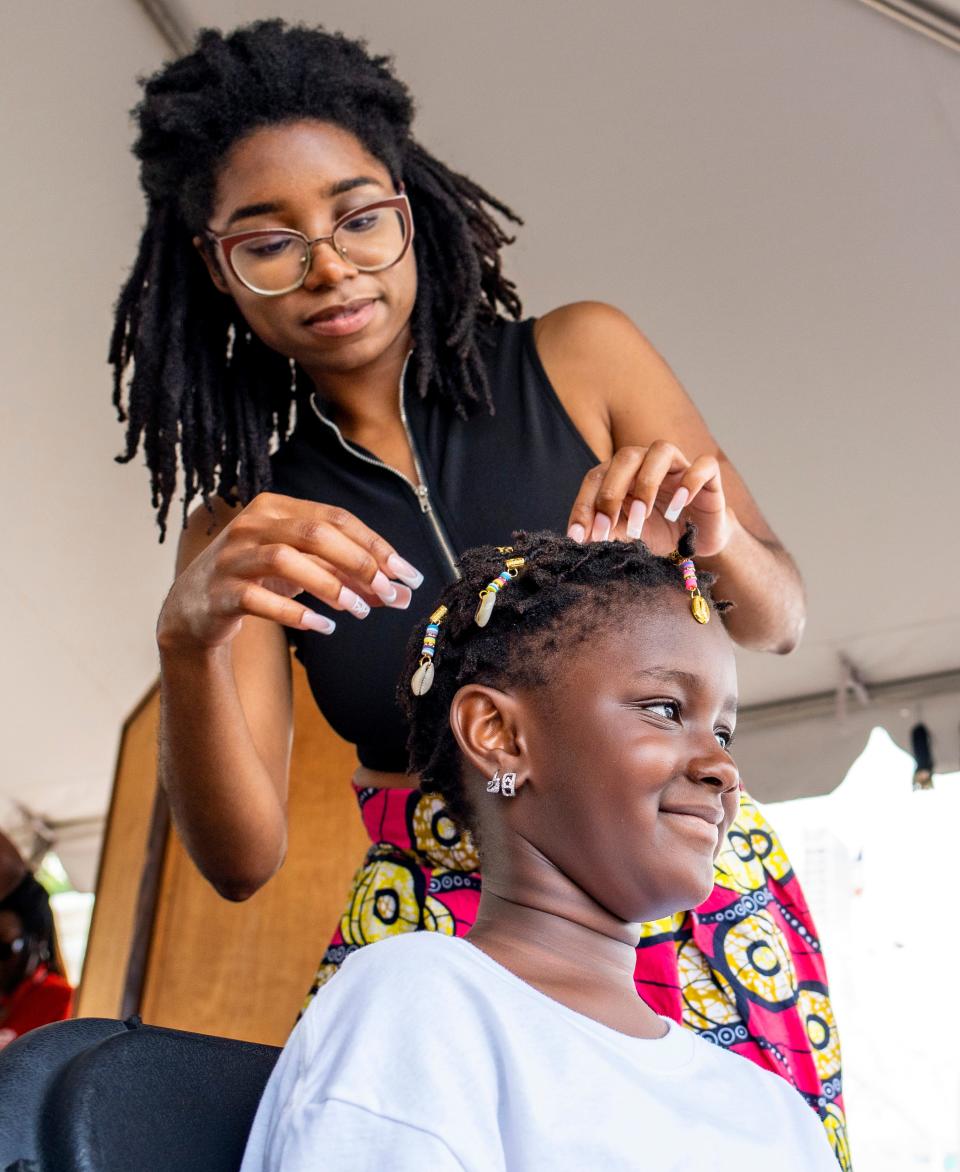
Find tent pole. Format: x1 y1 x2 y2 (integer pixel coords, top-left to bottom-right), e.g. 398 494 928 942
738 666 960 733
131 0 195 56
854 0 960 52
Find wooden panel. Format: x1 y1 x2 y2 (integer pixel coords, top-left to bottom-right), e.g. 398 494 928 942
138 659 367 1045
75 687 160 1019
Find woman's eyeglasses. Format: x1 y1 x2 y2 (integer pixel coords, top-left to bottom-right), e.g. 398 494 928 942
0 937 26 962
206 192 413 297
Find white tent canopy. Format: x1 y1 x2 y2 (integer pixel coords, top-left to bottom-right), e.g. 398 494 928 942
2 0 958 891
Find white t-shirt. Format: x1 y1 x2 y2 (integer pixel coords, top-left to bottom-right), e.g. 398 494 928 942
241 933 836 1172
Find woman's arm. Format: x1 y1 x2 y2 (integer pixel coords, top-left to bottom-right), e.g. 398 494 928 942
157 501 294 900
157 493 419 900
535 302 805 654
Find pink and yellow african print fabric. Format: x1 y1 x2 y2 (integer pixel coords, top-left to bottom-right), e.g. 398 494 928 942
305 785 850 1170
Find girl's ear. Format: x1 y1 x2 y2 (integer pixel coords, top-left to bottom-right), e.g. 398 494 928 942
193 235 231 294
449 684 529 788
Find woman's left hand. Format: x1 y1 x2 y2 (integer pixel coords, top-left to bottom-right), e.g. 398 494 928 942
565 441 734 557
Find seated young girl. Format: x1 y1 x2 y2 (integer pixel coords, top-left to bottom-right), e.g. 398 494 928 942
241 532 837 1171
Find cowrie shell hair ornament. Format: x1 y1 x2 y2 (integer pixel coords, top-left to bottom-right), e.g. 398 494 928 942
475 555 525 628
410 605 448 695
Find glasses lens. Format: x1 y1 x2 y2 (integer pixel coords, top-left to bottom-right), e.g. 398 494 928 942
0 937 25 962
334 207 407 271
229 232 309 293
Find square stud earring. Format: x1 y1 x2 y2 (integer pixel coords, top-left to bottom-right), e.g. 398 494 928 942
500 772 517 797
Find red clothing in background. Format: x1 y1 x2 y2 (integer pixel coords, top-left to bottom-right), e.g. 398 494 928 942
0 964 73 1049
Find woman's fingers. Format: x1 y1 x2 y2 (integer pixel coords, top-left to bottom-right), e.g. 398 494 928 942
567 442 688 542
566 447 652 542
627 442 690 527
228 581 338 636
566 462 611 542
566 444 730 546
160 492 425 652
245 494 423 591
650 454 724 526
588 447 650 540
228 545 372 618
236 503 421 604
674 454 725 515
306 556 413 611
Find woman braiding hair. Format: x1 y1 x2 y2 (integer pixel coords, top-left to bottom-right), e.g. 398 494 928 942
112 21 846 1165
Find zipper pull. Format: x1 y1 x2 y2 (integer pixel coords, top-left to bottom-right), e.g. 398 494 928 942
416 484 432 514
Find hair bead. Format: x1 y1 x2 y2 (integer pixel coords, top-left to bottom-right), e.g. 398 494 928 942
672 552 710 624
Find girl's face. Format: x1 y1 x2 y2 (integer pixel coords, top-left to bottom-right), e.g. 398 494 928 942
199 120 417 380
490 591 740 925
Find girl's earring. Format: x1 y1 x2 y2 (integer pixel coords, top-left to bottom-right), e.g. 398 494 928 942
289 357 298 394
486 769 516 797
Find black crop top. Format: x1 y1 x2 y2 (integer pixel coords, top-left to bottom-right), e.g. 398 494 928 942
271 318 598 771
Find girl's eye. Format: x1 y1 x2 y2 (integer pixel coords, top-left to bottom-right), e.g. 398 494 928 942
644 701 679 721
715 729 735 750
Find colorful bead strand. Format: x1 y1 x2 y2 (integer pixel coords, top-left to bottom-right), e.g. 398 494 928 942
673 553 710 624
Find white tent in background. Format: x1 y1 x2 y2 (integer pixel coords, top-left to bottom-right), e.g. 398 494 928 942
1 0 959 891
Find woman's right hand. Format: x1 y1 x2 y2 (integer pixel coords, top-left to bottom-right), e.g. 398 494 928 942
156 492 423 652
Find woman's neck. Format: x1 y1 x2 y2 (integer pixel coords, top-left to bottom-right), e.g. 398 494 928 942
303 323 412 438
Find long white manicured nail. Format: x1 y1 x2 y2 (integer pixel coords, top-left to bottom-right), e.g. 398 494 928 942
590 513 612 542
301 612 336 635
664 487 690 523
567 523 586 544
386 584 412 610
338 586 370 618
370 571 398 604
626 500 647 539
387 554 424 589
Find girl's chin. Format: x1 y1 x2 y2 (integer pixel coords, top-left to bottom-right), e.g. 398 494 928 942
637 874 715 922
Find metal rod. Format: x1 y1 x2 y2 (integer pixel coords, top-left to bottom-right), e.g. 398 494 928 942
855 0 960 52
132 0 195 56
738 666 960 733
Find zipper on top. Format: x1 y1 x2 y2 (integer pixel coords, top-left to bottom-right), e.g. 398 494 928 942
308 354 461 579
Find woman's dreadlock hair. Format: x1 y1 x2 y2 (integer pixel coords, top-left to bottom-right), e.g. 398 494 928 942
111 20 523 539
398 528 731 840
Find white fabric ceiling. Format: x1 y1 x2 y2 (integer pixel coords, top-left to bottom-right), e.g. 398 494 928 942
2 0 958 890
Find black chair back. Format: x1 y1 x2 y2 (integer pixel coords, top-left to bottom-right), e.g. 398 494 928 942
0 1017 127 1169
0 1017 280 1172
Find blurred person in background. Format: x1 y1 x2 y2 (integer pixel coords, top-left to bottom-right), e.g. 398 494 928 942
0 831 73 1049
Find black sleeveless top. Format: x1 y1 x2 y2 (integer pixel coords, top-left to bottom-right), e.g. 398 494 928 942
271 317 597 771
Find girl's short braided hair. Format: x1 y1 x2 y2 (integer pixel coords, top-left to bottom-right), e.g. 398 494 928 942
398 527 729 837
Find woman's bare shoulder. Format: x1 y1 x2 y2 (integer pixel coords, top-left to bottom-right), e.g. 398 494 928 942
533 302 679 459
